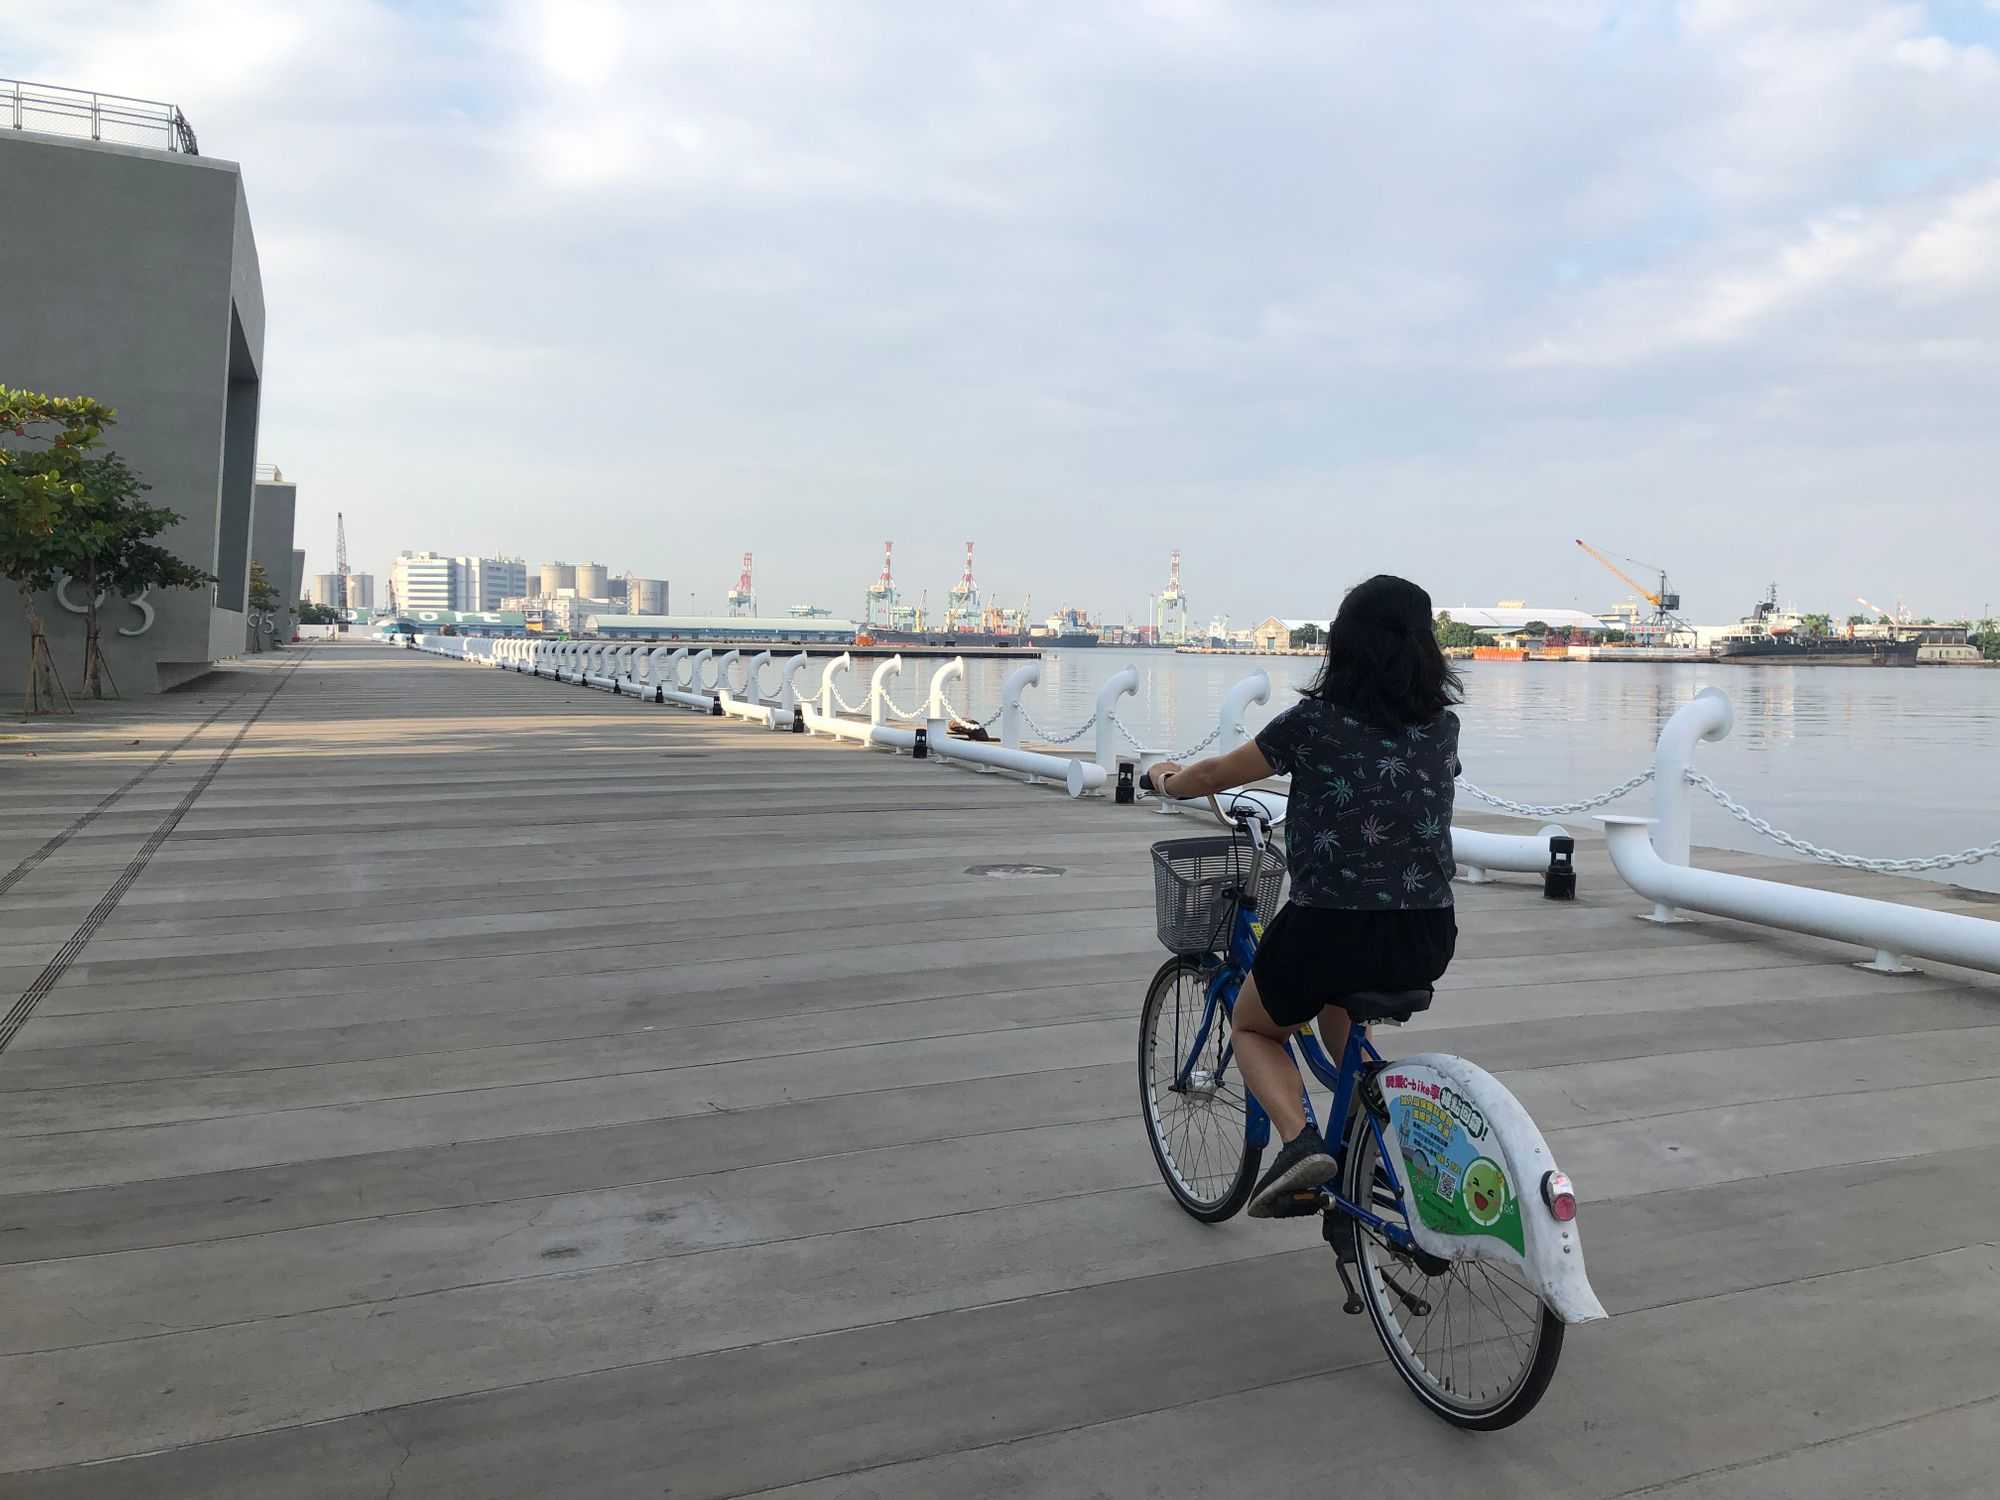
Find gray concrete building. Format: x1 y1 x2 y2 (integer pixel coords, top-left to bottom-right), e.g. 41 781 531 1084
0 85 278 693
250 476 298 647
291 547 306 604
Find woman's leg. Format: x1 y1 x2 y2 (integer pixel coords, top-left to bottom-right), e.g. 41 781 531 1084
1232 974 1307 1140
1315 1005 1353 1071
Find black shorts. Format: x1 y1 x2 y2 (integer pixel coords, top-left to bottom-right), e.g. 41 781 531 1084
1249 902 1457 1028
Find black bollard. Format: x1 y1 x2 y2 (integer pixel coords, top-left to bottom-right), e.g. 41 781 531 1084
792 704 807 734
655 685 665 703
1115 761 1136 805
913 727 928 760
710 696 723 716
1543 835 1577 900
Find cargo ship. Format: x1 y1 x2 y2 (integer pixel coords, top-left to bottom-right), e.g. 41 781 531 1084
1713 588 1919 666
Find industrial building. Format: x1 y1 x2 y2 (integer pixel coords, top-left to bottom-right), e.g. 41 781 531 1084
1434 605 1609 635
390 551 455 611
388 552 529 612
584 614 859 643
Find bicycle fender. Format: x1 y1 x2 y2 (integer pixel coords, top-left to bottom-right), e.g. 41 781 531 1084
1373 1053 1608 1325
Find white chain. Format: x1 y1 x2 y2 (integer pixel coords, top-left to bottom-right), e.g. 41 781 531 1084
879 691 928 721
1686 771 2000 873
1173 723 1224 760
1109 713 1148 753
940 694 1004 729
829 683 867 715
1453 769 1655 819
1019 707 1097 746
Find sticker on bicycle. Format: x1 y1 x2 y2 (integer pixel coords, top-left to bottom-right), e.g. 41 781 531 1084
1380 1069 1525 1255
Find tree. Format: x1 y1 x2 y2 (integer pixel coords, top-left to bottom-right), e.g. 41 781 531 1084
1288 622 1323 648
1 385 113 713
1845 613 1869 626
1521 619 1550 638
297 599 341 624
1433 612 1482 649
1973 619 2000 662
1800 613 1832 637
245 561 279 652
63 450 213 695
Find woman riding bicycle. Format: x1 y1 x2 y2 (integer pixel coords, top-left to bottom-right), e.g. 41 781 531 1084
1148 574 1462 1218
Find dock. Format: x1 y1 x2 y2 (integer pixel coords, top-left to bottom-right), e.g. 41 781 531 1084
3 641 1997 1497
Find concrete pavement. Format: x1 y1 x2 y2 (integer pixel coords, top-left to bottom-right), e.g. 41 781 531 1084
2 641 1996 1496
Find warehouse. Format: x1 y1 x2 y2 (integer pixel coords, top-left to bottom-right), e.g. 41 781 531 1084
583 614 859 643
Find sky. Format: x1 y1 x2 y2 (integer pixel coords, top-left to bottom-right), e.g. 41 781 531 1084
11 1 2000 625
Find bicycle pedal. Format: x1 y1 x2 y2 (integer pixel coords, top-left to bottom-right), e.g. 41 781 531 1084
1268 1190 1324 1219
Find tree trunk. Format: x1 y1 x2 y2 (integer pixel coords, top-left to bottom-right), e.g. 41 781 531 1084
23 599 74 715
80 565 108 699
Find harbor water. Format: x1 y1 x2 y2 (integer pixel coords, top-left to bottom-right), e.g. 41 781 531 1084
866 649 2000 896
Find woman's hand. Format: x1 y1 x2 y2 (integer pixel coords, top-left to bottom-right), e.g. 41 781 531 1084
1148 760 1183 796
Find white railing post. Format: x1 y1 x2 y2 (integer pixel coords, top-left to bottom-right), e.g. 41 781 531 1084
1215 671 1272 755
778 652 810 715
685 648 712 692
1600 816 2000 977
929 656 965 719
869 655 904 727
819 652 853 718
1093 665 1141 775
998 661 1040 750
743 650 774 701
1645 687 1734 923
709 650 740 696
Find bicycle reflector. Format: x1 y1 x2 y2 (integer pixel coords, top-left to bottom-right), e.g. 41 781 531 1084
1541 1170 1578 1222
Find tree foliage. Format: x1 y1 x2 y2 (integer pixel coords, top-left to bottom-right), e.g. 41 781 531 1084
1 385 113 711
1288 622 1323 648
1433 612 1483 649
64 450 214 694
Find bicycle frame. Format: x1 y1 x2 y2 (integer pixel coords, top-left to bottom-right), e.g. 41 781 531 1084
1169 837 1422 1256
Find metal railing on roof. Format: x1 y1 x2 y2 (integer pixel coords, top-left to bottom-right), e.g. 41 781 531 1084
3 79 198 155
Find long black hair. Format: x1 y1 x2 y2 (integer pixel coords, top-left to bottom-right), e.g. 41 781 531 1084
1306 574 1462 728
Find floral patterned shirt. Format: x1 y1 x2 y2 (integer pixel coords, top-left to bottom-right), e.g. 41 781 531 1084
1254 699 1460 909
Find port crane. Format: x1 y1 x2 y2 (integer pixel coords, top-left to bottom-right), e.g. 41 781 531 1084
726 553 755 616
1573 539 1693 646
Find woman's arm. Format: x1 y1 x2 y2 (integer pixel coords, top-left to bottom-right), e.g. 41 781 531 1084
1149 740 1276 800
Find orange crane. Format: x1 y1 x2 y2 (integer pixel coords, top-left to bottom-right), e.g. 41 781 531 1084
1573 539 1689 643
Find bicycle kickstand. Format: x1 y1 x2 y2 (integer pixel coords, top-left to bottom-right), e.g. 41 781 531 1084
1324 1215 1364 1315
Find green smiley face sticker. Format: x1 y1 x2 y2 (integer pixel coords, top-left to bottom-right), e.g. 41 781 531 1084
1461 1158 1507 1227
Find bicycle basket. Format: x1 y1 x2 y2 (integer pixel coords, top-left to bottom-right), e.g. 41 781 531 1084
1149 835 1286 956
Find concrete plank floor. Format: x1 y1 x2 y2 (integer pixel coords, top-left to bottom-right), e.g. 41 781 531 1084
2 641 1996 1496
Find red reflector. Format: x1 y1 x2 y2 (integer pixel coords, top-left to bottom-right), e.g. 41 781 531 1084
1541 1169 1578 1222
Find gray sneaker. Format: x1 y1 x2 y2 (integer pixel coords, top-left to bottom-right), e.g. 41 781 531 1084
1247 1124 1337 1218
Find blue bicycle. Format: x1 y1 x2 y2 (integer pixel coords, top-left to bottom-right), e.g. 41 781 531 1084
1137 791 1606 1429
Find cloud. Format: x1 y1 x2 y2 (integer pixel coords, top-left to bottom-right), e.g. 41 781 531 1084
8 0 1999 620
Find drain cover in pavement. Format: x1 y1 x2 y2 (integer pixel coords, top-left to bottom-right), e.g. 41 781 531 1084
966 863 1066 879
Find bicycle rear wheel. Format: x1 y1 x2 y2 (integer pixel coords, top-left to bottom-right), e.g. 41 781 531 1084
1341 1108 1563 1429
1139 956 1260 1222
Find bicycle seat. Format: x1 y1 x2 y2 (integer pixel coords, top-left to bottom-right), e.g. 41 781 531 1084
1338 988 1434 1025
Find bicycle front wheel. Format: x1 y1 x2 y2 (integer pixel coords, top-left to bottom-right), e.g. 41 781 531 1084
1139 956 1260 1222
1342 1108 1564 1429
